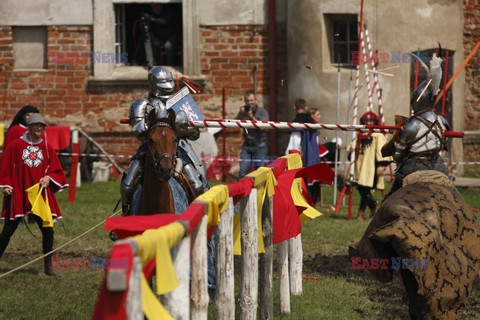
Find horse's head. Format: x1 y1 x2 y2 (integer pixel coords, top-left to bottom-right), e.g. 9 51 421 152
146 107 177 182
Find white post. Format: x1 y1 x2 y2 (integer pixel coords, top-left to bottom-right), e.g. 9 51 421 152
259 196 273 320
289 234 303 295
216 198 235 320
163 237 191 320
191 214 209 320
126 256 143 320
72 129 81 187
240 188 258 320
278 240 290 313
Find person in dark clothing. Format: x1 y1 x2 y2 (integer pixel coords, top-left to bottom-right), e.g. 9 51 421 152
285 99 320 203
321 138 342 168
236 90 269 178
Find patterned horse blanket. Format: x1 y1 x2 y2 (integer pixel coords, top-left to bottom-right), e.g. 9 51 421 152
352 170 480 320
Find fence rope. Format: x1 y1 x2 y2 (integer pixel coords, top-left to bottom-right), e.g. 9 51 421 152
0 208 121 279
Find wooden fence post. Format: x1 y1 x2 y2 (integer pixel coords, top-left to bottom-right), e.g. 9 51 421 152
278 240 290 313
260 196 273 320
216 198 235 319
240 188 258 320
191 213 209 320
163 236 191 319
289 234 303 295
126 256 143 320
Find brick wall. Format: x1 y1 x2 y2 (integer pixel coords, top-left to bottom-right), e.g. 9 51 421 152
0 25 144 165
197 25 269 160
0 24 278 170
463 0 480 175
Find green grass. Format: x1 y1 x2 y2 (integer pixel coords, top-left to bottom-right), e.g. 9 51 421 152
0 179 478 319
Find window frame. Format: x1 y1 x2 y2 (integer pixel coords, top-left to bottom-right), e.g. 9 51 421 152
92 0 200 82
324 14 358 69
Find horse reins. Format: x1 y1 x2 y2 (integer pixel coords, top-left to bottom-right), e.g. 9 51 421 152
147 121 177 172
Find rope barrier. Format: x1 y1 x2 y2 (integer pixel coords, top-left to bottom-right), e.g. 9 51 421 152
0 208 121 279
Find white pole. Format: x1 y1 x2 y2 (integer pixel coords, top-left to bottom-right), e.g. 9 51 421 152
278 240 290 313
216 198 235 320
333 62 340 205
240 188 258 320
191 214 208 320
289 234 303 295
162 236 191 320
259 196 273 320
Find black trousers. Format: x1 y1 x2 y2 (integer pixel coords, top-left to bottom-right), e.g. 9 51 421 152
357 185 376 211
0 198 54 259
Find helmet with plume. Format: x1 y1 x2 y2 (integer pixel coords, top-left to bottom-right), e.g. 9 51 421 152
410 42 443 113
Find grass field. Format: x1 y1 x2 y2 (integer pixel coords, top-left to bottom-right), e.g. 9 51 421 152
0 179 479 319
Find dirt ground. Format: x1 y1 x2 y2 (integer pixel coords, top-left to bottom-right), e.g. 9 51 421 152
304 254 480 319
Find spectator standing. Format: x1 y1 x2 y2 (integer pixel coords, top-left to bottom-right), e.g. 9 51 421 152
236 90 269 178
354 111 391 220
285 99 319 165
0 114 68 276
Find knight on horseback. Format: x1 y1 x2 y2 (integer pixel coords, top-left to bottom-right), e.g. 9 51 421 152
121 66 205 215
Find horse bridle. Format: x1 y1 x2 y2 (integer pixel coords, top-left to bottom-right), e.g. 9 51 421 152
147 121 177 172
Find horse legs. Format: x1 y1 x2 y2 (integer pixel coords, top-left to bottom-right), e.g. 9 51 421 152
400 269 430 320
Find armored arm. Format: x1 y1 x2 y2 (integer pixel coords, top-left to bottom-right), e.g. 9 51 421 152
129 98 150 141
381 115 406 157
392 117 420 162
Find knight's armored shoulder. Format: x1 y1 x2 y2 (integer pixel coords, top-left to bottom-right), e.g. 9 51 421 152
399 117 421 142
418 111 437 123
129 98 150 140
438 114 450 131
129 98 149 120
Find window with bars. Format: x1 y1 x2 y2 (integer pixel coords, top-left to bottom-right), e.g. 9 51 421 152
325 14 358 67
113 2 183 68
114 4 126 66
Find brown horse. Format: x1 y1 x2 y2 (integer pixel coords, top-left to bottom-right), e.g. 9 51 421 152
139 108 178 214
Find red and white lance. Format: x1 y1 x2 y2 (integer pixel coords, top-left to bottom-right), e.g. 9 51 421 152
188 119 463 138
364 25 384 125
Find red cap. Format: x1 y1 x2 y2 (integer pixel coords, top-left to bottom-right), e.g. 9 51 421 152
360 111 379 125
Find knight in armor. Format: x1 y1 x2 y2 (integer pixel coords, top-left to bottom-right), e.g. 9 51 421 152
121 66 203 215
382 52 449 196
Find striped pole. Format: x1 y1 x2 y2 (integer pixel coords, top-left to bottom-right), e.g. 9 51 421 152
188 119 463 137
364 25 384 124
360 29 373 112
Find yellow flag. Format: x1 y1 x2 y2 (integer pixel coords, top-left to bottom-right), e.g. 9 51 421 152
234 167 277 255
26 183 53 228
0 123 4 146
133 222 185 319
141 273 173 320
195 185 229 226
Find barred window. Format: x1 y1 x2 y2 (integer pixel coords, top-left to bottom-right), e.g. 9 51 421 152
325 14 358 68
114 2 183 67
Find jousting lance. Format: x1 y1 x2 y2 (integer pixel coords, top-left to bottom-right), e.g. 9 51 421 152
119 119 463 138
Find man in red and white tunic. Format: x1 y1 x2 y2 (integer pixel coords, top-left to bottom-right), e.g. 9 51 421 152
0 113 68 276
